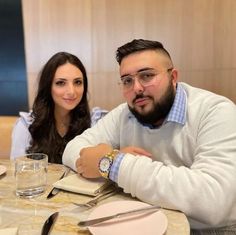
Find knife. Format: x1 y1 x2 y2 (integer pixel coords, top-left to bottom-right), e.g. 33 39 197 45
47 168 70 199
78 205 161 227
41 212 59 235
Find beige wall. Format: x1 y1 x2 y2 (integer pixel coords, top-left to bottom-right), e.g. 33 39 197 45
22 0 236 110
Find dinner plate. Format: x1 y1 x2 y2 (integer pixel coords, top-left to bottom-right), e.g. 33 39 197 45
0 165 7 176
87 200 168 235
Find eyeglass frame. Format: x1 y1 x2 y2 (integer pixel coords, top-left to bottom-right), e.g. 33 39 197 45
119 67 173 91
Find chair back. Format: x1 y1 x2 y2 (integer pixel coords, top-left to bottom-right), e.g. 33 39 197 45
0 116 18 158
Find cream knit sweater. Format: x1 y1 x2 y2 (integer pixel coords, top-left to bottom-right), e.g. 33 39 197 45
63 83 236 229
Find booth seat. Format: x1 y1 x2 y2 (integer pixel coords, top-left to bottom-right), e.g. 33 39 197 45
0 116 18 158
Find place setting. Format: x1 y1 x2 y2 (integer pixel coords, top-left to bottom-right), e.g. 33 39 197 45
77 200 168 235
0 156 190 234
47 168 169 235
48 169 125 208
40 166 168 235
38 200 168 235
51 172 113 197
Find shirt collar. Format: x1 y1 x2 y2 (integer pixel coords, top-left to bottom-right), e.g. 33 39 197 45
165 83 186 125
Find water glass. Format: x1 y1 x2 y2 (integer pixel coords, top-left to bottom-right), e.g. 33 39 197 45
15 153 48 198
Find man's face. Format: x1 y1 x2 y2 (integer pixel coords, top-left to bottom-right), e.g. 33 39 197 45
119 50 178 125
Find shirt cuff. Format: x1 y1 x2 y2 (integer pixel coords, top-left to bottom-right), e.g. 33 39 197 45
109 152 125 182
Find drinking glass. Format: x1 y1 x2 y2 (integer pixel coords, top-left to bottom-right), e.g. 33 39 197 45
15 153 48 198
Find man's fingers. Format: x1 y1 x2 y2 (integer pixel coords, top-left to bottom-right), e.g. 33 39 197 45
76 158 84 174
77 166 83 174
133 147 152 156
121 146 152 158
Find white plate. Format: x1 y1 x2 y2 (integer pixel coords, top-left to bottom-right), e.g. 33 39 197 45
87 200 168 235
0 165 7 176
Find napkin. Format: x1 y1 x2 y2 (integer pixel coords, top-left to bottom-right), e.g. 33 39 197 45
53 174 111 196
0 227 18 235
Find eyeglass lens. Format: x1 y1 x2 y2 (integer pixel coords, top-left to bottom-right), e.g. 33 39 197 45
120 68 172 90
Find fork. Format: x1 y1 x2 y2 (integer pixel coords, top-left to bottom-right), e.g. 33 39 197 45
73 187 122 208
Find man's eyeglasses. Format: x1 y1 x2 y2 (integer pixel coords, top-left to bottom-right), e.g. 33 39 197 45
119 68 173 92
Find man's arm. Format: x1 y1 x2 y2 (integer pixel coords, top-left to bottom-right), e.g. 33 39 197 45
62 103 126 171
76 144 152 178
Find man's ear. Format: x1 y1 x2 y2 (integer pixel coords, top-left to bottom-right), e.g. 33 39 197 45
171 68 178 85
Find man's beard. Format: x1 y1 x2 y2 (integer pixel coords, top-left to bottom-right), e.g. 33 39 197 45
128 81 175 125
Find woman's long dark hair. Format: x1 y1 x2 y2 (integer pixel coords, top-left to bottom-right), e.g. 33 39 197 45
27 52 91 163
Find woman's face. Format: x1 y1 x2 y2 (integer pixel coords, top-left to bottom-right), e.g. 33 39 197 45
51 62 84 114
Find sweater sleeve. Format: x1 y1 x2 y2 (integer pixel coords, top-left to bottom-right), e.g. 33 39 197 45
117 101 236 229
62 104 123 170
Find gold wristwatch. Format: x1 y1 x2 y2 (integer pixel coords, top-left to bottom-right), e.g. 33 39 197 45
98 149 119 179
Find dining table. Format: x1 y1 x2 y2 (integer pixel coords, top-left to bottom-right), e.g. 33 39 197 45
0 159 190 235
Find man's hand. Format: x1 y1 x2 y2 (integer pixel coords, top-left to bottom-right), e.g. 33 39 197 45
76 143 113 178
76 144 152 178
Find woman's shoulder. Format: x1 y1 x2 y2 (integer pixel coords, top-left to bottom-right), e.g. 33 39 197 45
90 104 129 126
11 112 32 143
91 107 109 126
17 111 33 127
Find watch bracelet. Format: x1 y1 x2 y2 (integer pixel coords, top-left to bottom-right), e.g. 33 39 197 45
106 149 119 158
106 149 119 178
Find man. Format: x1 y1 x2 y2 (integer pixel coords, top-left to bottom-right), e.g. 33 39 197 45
63 39 236 233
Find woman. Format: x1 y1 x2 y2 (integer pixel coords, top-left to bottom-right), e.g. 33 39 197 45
10 52 107 163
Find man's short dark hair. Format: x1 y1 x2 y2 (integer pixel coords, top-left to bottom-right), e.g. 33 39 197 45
116 39 172 64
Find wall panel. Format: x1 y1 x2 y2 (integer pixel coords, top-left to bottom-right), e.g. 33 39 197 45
22 0 92 107
22 0 236 111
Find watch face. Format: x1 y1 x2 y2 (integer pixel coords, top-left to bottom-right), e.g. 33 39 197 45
99 157 112 173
